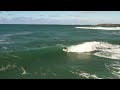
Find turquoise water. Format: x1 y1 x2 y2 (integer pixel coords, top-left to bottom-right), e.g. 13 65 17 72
0 24 120 79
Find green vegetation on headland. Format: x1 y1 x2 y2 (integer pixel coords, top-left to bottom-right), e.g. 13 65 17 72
96 24 120 27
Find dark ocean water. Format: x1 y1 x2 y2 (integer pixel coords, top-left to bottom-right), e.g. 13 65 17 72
0 24 120 79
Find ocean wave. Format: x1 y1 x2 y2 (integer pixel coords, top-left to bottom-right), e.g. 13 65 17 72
75 27 120 30
103 32 120 35
3 32 33 37
0 40 5 42
63 41 120 60
0 40 14 44
63 41 107 53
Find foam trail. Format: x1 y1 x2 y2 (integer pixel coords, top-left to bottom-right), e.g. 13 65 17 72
75 27 120 30
78 72 102 79
63 41 120 60
105 62 120 78
0 64 16 71
70 70 102 79
21 67 30 75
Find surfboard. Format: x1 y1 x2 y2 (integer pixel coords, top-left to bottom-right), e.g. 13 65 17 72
63 48 67 52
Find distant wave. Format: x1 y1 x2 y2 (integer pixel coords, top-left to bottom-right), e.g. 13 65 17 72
0 40 5 42
0 39 14 44
4 32 33 37
75 27 120 30
0 40 14 44
63 41 120 60
103 31 120 35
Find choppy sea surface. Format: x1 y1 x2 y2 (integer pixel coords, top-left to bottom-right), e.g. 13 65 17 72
0 24 120 79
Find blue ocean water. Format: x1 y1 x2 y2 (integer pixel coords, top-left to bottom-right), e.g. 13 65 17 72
0 24 120 79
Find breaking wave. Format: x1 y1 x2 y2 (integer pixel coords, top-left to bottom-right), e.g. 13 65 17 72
63 41 120 60
75 27 120 30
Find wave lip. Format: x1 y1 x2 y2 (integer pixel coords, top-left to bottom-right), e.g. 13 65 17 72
75 27 120 30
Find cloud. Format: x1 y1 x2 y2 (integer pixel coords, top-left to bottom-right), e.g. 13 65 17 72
0 11 10 13
0 12 119 25
0 11 3 13
7 13 15 16
0 17 53 24
0 16 97 24
14 17 32 20
79 11 97 14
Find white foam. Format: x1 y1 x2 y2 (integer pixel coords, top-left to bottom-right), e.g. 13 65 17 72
21 67 30 75
64 41 106 53
79 72 102 79
75 27 120 30
0 64 16 71
63 41 120 60
70 70 102 79
105 62 120 78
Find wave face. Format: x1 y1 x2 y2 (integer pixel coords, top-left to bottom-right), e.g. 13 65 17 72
75 27 120 30
63 41 120 60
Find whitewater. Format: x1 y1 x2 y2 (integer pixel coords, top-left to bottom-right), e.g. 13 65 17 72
63 41 120 60
75 27 120 30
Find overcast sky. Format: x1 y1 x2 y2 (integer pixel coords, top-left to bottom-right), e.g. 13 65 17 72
0 11 120 25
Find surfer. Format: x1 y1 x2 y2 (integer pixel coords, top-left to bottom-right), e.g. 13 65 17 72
63 47 68 52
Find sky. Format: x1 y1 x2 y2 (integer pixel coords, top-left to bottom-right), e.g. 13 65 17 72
0 11 120 25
